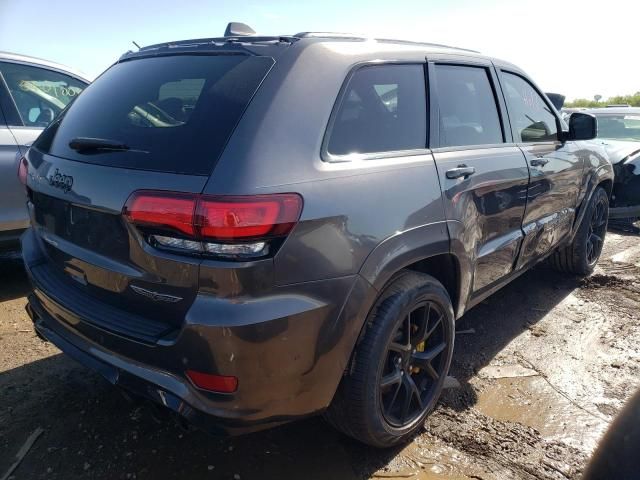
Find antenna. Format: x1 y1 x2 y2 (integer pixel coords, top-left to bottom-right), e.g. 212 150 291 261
224 22 256 37
132 40 141 50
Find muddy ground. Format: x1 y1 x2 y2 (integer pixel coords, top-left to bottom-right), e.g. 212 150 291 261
1 230 639 480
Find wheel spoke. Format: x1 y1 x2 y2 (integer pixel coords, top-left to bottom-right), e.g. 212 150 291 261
399 377 413 422
386 380 403 415
424 315 443 342
380 369 402 391
412 304 431 346
412 341 446 365
423 362 440 380
389 341 411 353
405 374 424 410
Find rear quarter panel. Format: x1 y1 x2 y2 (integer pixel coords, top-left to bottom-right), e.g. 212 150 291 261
204 40 449 284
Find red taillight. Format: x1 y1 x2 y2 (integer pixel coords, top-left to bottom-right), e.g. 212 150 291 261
123 191 196 236
186 370 238 393
17 157 28 186
197 194 302 240
122 191 303 258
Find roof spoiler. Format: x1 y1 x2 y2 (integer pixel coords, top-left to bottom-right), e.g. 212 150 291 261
546 92 565 110
224 22 256 37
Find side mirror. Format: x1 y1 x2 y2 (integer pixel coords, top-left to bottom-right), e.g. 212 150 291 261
566 112 597 141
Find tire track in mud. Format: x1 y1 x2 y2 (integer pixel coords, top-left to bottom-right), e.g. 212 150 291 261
425 408 587 479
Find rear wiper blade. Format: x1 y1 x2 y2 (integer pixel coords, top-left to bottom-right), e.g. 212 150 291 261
69 137 130 152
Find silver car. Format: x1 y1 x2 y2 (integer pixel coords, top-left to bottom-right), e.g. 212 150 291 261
0 52 89 254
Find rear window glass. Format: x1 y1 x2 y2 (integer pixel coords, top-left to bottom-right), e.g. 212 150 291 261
326 64 427 157
42 55 273 175
434 64 504 147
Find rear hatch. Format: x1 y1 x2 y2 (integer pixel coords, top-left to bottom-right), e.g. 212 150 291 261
25 52 274 343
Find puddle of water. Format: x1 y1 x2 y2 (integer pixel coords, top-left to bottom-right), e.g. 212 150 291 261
474 376 608 451
374 439 494 479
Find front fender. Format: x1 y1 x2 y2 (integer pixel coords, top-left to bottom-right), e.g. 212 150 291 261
571 162 614 240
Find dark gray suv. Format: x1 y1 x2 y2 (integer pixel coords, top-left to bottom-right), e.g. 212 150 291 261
21 27 613 447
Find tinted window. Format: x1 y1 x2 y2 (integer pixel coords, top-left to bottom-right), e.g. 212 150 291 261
434 65 503 147
594 113 640 141
327 64 426 156
0 62 86 127
42 55 273 175
502 72 558 142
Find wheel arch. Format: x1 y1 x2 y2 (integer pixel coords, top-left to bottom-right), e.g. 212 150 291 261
571 164 614 240
333 222 462 372
357 221 461 316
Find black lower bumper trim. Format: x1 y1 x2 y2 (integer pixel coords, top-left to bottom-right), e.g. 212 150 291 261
27 297 228 436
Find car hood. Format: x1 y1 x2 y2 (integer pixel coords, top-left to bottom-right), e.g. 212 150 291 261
594 139 640 165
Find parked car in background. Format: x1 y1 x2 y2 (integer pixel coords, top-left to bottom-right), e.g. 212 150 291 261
582 107 640 230
0 52 89 255
21 25 612 447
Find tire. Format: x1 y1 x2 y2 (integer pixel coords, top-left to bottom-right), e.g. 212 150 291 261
550 186 609 276
326 271 455 448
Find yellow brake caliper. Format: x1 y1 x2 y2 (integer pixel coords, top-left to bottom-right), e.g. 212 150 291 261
412 340 425 373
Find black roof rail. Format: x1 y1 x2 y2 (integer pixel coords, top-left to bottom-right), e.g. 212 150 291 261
295 32 479 53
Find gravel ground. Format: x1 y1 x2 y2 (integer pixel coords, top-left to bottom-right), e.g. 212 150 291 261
1 230 639 479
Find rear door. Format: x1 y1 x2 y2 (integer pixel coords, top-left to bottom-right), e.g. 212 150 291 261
429 57 529 298
497 70 584 270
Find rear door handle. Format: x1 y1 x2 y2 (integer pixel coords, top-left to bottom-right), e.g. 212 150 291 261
446 165 476 179
530 157 549 167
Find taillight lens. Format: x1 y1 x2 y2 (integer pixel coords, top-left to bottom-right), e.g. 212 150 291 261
123 192 196 236
123 191 303 259
17 157 28 187
197 195 302 240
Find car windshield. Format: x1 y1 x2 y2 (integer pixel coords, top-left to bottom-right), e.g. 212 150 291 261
594 113 640 142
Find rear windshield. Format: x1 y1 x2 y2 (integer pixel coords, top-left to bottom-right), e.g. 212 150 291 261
41 54 273 175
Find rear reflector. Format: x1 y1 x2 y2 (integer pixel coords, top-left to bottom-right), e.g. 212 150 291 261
186 370 238 393
123 191 303 259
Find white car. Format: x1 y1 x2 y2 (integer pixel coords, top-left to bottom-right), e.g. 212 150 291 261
0 52 89 255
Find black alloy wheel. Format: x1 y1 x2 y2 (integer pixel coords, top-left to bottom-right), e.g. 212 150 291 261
379 301 448 427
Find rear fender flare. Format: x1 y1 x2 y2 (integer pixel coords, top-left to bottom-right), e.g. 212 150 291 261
333 222 460 377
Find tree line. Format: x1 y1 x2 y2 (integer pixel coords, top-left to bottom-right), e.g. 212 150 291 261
565 92 640 108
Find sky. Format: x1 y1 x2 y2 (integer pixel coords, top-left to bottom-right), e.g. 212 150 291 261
1 0 638 100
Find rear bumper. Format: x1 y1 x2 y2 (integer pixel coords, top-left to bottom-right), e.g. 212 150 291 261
27 298 231 435
22 228 369 435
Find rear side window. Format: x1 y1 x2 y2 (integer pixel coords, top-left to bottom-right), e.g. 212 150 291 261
42 55 273 175
326 64 426 157
0 61 86 127
433 64 503 147
501 72 558 143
